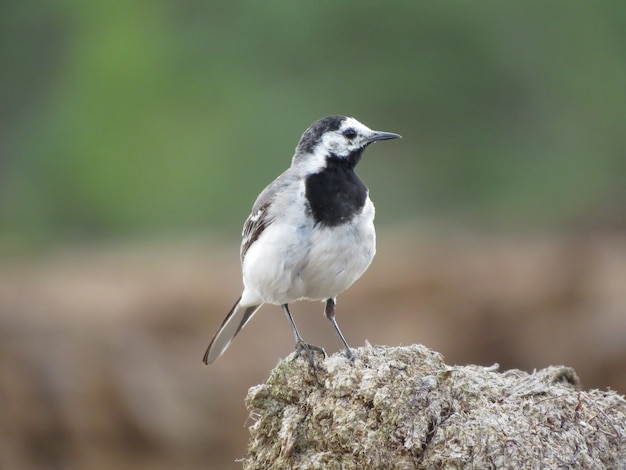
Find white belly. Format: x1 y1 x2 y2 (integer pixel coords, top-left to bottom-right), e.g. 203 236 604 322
241 199 375 305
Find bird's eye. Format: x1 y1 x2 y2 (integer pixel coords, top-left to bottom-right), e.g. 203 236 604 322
343 128 357 140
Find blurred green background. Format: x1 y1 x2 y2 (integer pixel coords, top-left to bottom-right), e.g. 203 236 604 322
2 1 625 248
2 3 626 469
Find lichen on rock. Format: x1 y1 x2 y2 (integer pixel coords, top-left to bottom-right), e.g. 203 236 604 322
244 344 626 469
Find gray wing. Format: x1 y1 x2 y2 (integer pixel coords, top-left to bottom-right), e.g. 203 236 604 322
241 199 272 261
240 168 296 262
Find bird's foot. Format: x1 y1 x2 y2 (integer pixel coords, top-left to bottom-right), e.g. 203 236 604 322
344 347 356 362
293 340 326 370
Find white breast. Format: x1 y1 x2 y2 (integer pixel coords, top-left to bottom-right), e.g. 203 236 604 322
298 199 376 300
241 195 376 305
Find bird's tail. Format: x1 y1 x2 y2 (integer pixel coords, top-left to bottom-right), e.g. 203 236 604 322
203 296 262 364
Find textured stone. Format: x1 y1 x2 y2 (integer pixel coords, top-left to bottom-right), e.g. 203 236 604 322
245 344 626 469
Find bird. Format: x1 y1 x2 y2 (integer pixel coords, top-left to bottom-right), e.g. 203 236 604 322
202 115 401 366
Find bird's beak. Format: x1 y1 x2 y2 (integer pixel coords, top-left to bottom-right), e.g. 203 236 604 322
366 131 402 144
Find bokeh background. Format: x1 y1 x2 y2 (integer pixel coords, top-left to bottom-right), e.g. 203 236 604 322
1 1 625 469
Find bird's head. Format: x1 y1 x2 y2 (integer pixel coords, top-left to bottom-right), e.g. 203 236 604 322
293 115 401 171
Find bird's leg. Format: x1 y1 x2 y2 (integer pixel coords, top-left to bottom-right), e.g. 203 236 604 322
325 298 355 361
281 304 326 368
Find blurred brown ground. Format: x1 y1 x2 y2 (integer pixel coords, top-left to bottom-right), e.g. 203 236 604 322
0 230 624 470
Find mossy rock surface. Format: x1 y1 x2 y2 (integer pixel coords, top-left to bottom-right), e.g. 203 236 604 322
245 344 626 469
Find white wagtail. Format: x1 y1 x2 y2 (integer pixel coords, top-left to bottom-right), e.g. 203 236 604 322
203 115 401 366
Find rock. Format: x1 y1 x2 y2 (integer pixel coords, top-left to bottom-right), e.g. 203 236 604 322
245 344 626 469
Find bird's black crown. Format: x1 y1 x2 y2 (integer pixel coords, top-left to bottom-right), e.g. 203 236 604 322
297 115 347 154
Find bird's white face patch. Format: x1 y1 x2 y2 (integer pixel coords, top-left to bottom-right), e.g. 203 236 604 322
317 117 376 158
292 115 396 176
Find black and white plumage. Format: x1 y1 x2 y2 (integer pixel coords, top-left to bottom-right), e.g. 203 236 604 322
203 115 401 365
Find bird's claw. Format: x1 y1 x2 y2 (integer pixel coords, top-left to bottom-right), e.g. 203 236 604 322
344 347 356 362
293 340 326 370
